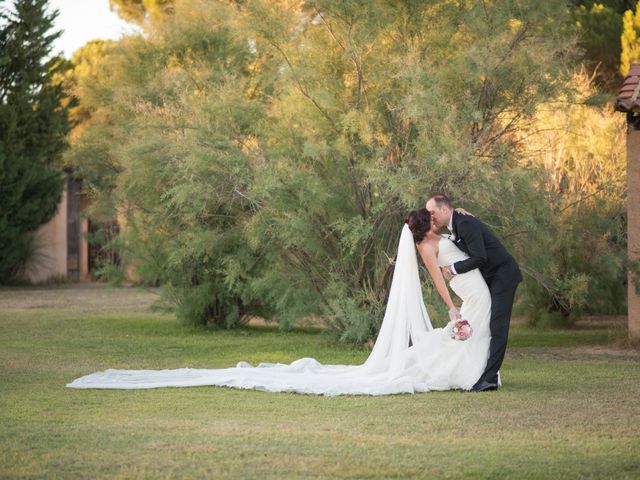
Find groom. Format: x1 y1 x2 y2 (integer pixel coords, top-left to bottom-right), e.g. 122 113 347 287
426 193 522 392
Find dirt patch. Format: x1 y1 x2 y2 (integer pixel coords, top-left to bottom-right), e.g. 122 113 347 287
569 345 640 357
0 284 306 327
0 283 160 314
574 315 627 329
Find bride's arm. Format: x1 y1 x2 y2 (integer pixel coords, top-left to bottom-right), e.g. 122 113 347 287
416 243 456 311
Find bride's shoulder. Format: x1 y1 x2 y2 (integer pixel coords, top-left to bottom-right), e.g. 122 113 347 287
417 238 438 255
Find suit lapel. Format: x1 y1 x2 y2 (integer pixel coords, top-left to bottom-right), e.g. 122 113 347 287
451 210 468 252
451 210 460 240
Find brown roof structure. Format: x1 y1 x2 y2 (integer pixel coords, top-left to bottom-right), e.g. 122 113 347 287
616 64 640 112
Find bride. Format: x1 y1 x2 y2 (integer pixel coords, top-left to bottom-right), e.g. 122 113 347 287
67 209 492 395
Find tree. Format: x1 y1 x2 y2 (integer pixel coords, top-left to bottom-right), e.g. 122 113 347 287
109 0 173 25
68 0 587 340
621 1 640 76
67 0 272 326
244 0 576 340
572 1 630 91
63 40 115 132
515 70 627 325
0 0 72 281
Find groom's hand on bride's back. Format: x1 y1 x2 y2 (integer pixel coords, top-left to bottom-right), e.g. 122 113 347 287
455 207 474 217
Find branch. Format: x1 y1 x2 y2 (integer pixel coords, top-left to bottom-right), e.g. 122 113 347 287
266 37 340 134
315 8 364 111
557 184 611 214
519 264 570 313
233 188 264 209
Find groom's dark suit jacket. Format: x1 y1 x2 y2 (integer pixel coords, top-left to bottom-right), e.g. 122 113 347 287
450 211 522 285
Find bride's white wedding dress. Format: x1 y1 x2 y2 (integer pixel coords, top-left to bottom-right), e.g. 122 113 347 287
67 226 492 395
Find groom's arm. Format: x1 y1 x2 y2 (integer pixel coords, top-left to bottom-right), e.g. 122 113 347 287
452 217 487 274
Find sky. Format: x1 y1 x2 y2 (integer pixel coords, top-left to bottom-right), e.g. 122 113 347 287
46 0 141 59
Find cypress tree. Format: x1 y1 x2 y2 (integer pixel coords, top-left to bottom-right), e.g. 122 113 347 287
0 0 71 281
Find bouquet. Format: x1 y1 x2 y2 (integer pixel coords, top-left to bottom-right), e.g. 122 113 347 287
446 319 473 341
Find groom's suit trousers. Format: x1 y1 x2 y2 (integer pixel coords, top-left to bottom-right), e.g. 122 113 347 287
481 261 521 384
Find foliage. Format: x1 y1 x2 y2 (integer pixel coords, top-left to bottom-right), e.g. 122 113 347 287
109 0 173 25
242 0 575 341
571 0 628 91
0 0 72 281
621 1 640 76
62 40 116 131
61 39 119 207
68 0 628 339
66 0 271 327
515 70 627 324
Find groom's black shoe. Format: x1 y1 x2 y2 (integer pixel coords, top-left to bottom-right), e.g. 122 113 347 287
471 380 498 392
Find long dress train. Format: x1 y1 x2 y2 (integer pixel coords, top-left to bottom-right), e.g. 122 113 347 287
67 226 492 395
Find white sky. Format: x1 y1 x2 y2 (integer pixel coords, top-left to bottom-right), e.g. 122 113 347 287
47 0 141 58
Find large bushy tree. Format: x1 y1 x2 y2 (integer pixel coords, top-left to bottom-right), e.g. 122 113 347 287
241 0 575 340
0 0 72 281
67 0 272 325
70 0 625 340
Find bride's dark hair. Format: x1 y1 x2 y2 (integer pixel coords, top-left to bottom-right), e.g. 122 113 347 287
405 208 431 244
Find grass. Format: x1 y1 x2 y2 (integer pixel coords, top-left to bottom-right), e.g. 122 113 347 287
1 286 639 479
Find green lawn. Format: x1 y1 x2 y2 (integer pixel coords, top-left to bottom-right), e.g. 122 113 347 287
1 286 639 479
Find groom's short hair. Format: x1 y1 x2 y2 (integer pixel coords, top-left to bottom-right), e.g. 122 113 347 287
428 193 453 209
